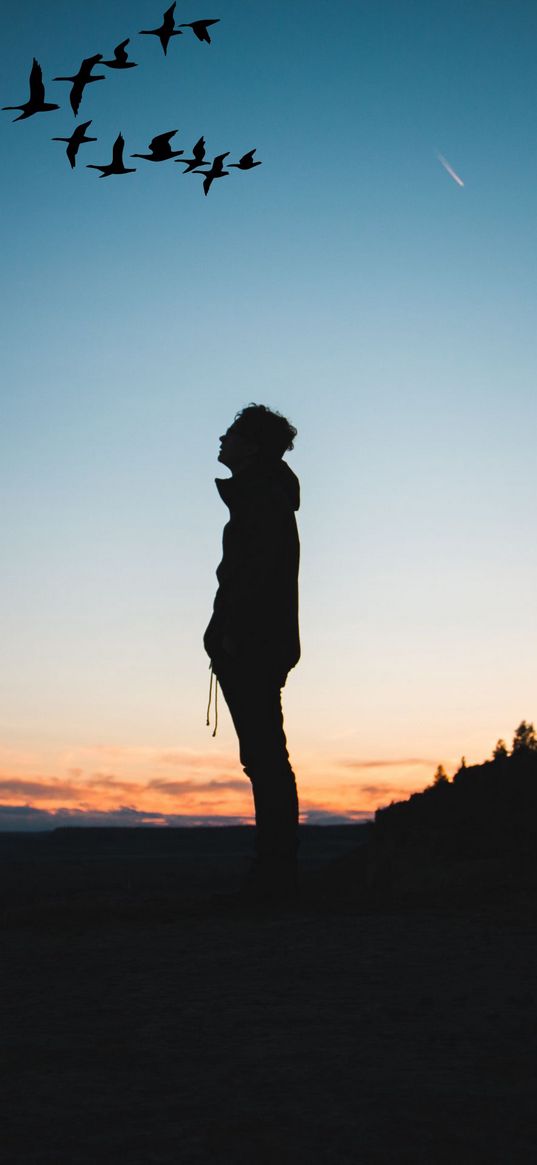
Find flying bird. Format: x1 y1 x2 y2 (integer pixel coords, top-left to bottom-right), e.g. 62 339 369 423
437 152 464 187
139 3 182 55
228 149 262 171
180 19 220 44
87 132 136 177
52 120 97 168
132 130 183 162
102 39 138 70
2 58 59 121
177 135 206 172
196 151 230 195
54 54 105 116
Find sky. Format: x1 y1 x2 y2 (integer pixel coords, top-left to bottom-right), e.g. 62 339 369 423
1 0 536 828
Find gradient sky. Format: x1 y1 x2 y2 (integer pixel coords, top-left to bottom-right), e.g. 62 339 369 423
2 0 536 827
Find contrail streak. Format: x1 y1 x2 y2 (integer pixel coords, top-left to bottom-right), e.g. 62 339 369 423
437 152 464 187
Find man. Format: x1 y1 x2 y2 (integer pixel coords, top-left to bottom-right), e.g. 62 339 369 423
204 403 301 903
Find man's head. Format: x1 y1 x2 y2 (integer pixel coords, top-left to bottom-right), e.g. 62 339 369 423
218 404 297 471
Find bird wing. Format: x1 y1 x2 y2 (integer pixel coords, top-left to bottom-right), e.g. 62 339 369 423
241 150 256 165
150 130 177 151
66 140 77 168
214 152 230 173
192 19 220 36
29 58 45 105
70 80 83 116
163 3 176 30
203 174 212 196
192 136 206 163
115 39 129 62
112 133 125 167
188 22 209 41
81 54 103 78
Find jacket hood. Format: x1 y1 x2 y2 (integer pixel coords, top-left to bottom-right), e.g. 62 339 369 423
216 458 300 511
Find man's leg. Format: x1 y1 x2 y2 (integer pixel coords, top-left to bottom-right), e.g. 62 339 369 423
215 660 299 893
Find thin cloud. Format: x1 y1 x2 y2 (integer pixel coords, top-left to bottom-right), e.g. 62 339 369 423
0 770 248 807
338 757 435 770
85 774 142 793
0 778 81 801
0 804 253 831
359 783 420 799
436 152 464 187
301 809 372 824
148 777 246 795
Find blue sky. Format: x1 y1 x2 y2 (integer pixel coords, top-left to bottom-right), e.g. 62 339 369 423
1 0 536 823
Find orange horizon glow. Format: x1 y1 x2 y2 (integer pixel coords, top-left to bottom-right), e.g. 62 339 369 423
0 742 445 825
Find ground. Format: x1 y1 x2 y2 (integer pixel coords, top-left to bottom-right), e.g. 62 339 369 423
2 827 535 1164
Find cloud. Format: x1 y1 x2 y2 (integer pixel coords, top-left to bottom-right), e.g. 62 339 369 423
0 804 47 821
0 804 252 831
359 783 421 799
148 777 246 795
0 769 248 809
437 152 465 187
301 809 372 824
0 778 81 801
338 757 435 770
85 774 142 793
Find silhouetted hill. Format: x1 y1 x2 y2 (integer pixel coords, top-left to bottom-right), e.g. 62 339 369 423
321 732 537 907
377 747 537 855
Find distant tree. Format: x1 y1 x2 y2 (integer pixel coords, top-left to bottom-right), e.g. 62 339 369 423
493 739 509 761
459 756 467 770
433 764 449 785
512 721 537 754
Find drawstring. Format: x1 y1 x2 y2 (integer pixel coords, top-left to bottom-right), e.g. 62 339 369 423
206 664 219 737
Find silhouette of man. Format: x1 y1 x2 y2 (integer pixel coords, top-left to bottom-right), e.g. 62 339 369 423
204 404 300 903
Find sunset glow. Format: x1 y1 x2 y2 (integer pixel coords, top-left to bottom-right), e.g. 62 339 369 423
0 740 438 828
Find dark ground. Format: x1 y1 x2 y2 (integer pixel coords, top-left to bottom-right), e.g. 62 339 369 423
1 826 536 1164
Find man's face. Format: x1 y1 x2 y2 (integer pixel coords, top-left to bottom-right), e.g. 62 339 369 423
218 424 257 469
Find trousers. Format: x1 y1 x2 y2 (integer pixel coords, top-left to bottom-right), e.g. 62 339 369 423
214 659 299 866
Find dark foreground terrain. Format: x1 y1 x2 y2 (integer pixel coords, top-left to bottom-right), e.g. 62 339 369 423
2 826 536 1164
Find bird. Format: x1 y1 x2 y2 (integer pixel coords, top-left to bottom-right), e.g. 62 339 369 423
101 39 138 70
87 132 136 177
52 120 97 168
139 3 182 55
176 135 206 172
228 149 262 171
2 58 59 121
179 19 220 44
131 130 183 162
54 54 105 116
196 151 230 195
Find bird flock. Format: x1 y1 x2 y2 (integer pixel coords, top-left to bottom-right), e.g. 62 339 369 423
2 3 262 196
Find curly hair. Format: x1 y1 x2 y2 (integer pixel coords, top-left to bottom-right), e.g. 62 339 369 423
232 403 297 460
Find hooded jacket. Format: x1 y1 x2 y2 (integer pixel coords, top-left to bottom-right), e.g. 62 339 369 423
204 457 300 682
